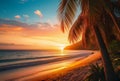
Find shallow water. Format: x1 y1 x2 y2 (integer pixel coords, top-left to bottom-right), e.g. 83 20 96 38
0 50 93 81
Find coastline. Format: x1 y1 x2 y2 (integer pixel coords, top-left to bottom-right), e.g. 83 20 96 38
27 51 101 81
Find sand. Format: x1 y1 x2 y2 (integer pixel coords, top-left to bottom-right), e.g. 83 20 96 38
27 51 101 81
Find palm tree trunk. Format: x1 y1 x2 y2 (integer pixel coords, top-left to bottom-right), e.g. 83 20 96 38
93 26 118 81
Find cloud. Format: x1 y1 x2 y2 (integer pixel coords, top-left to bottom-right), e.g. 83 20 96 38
0 24 23 32
34 10 43 17
36 22 51 28
15 15 21 19
23 14 29 20
0 18 60 35
0 18 29 27
0 18 59 29
0 18 67 50
0 43 15 46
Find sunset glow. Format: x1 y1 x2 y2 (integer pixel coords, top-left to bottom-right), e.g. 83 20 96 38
59 44 66 56
60 44 66 51
0 0 69 50
0 0 119 81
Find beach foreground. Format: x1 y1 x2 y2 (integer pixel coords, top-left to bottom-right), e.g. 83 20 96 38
27 51 101 81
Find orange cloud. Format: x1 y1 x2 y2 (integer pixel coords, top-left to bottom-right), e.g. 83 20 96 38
15 15 21 19
0 24 23 32
34 10 43 17
0 19 69 50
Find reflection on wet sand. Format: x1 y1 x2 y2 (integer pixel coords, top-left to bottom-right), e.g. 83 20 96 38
4 61 70 81
0 50 94 81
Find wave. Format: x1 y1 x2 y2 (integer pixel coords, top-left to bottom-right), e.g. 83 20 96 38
0 55 58 63
0 53 90 72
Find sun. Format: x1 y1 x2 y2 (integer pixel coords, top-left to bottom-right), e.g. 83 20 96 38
59 44 66 51
60 45 65 56
60 46 64 51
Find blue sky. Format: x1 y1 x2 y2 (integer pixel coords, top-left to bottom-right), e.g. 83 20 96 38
0 0 69 50
0 0 59 24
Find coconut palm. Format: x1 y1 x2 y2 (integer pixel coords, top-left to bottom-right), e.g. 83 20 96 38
58 0 120 81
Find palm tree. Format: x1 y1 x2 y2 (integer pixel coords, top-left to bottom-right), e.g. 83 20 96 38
58 0 120 81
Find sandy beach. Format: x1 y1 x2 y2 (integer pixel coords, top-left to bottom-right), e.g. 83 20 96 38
27 51 101 81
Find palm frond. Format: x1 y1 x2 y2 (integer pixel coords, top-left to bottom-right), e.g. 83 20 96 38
58 0 78 32
101 0 120 34
100 12 120 43
68 14 84 43
79 0 89 16
58 0 120 49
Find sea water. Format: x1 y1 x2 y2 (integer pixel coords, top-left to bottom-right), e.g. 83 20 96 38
0 50 93 81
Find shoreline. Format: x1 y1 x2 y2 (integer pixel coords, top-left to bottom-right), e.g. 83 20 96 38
26 51 101 81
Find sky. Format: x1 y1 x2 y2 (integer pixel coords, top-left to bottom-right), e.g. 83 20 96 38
0 0 69 50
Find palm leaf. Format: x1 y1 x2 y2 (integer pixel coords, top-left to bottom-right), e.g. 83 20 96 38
101 0 120 34
68 14 84 43
58 0 78 32
58 0 120 49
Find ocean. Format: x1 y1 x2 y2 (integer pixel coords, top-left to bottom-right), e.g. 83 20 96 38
0 50 93 81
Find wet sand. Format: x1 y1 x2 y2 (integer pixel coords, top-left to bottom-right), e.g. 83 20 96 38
0 50 96 81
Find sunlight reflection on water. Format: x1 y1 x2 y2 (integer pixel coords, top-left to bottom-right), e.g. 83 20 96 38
0 50 94 81
60 49 66 56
